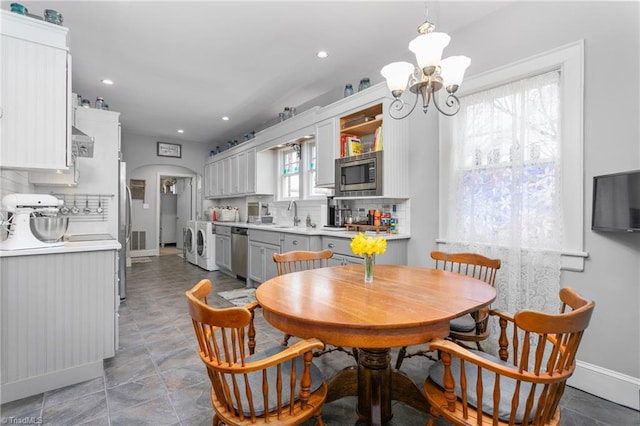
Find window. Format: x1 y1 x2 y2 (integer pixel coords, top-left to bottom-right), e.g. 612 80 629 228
280 146 300 199
279 140 331 200
440 41 585 270
451 70 562 250
439 41 584 319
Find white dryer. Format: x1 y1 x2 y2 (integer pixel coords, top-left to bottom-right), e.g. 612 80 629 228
196 221 219 271
185 220 198 265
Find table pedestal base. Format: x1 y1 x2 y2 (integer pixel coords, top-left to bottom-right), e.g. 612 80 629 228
326 348 430 426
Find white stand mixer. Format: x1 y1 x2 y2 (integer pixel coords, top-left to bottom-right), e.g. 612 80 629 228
0 194 65 251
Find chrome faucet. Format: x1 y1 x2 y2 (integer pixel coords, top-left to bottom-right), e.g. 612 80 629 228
288 200 300 226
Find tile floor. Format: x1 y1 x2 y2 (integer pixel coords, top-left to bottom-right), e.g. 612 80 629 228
2 255 639 425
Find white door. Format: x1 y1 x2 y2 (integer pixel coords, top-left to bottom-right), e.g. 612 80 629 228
176 178 192 250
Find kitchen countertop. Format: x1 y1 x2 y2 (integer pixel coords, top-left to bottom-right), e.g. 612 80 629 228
213 221 410 240
0 239 121 258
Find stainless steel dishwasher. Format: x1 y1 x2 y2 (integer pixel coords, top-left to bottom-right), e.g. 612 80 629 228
231 227 248 279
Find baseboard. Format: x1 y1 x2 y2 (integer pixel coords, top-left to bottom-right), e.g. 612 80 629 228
0 361 103 404
568 360 640 410
130 249 157 257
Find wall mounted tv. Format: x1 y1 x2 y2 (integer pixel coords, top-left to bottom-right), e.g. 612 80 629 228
592 170 640 232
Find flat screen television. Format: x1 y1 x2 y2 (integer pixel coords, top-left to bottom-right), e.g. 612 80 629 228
592 170 640 232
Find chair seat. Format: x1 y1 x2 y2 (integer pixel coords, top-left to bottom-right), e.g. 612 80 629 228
449 313 476 332
223 345 324 417
428 350 543 423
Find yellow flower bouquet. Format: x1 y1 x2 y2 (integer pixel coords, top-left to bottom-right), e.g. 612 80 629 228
350 232 386 283
350 232 387 257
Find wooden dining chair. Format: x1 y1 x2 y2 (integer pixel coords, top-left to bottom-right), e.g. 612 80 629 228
272 249 357 360
424 287 595 426
186 279 327 426
273 249 333 276
395 251 501 369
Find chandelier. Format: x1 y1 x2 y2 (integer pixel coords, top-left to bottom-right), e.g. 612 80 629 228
380 18 471 119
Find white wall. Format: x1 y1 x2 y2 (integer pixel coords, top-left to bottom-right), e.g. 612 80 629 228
122 132 209 254
404 1 639 406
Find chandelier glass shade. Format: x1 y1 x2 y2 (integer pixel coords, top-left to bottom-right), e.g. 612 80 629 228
381 20 471 120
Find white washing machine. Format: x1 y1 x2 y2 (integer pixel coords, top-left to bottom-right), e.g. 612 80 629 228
196 221 219 271
185 220 198 265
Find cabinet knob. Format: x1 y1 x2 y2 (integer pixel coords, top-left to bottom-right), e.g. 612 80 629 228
292 240 298 245
328 243 335 249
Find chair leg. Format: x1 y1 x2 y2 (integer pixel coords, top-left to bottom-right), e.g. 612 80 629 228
476 341 483 351
395 346 408 370
281 333 291 346
314 412 325 426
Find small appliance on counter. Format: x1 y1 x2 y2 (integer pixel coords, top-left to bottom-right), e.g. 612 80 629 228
0 194 67 250
325 197 349 228
247 201 270 224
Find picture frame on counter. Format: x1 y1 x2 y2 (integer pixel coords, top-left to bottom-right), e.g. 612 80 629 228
157 142 182 158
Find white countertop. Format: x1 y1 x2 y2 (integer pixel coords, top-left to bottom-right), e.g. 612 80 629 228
0 239 121 257
213 221 410 240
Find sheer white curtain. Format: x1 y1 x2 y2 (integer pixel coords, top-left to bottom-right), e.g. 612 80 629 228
444 70 564 331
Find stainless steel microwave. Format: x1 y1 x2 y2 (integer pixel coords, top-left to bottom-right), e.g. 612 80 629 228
335 151 383 197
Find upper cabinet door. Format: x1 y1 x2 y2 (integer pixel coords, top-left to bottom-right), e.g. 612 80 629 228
315 118 337 187
0 11 70 170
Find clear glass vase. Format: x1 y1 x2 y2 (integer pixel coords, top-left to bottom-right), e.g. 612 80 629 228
364 255 374 283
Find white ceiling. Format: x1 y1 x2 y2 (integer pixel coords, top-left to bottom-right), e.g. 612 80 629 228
22 1 511 146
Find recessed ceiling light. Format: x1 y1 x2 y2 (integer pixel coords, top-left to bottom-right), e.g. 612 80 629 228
101 79 114 85
177 129 184 134
222 116 229 121
316 51 329 59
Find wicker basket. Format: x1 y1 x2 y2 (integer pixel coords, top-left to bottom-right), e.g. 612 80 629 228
215 209 237 222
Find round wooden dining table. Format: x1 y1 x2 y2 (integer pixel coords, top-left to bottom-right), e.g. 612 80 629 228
255 264 496 426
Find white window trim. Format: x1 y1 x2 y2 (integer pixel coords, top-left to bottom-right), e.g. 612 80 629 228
438 40 587 271
278 146 300 201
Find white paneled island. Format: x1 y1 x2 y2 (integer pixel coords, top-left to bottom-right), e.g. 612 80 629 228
0 240 121 403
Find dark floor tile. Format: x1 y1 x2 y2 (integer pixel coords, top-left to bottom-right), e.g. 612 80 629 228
77 415 110 425
168 381 212 422
106 373 168 412
104 346 157 388
563 388 640 425
152 345 202 372
44 377 105 409
180 411 212 426
109 395 179 426
160 364 208 393
42 390 107 426
0 393 43 418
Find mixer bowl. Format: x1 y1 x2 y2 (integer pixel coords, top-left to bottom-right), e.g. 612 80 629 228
30 216 69 242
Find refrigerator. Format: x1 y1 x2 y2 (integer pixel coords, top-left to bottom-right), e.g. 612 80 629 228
118 160 132 300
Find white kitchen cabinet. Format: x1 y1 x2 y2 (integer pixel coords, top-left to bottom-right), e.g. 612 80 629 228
204 147 275 199
204 160 224 198
213 161 224 197
315 118 337 187
223 157 233 195
28 153 79 186
237 151 248 194
215 225 232 271
0 11 71 171
0 247 117 403
282 233 310 252
247 229 282 287
203 162 213 198
321 235 408 266
281 233 321 253
246 148 256 193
